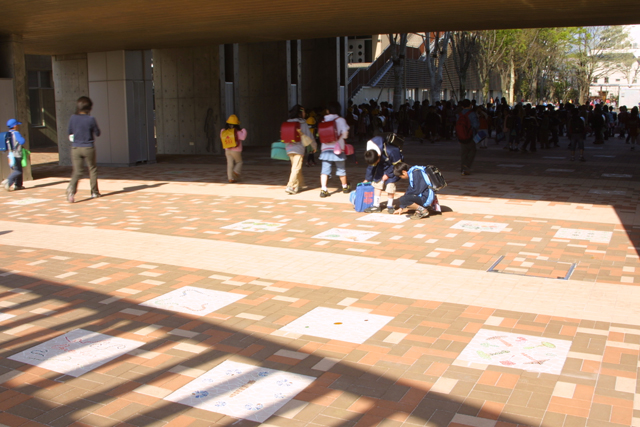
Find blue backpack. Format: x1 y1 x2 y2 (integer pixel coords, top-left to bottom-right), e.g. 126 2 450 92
349 182 374 212
0 132 9 152
408 165 447 192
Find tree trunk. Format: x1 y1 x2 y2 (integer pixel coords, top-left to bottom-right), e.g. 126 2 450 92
508 57 515 105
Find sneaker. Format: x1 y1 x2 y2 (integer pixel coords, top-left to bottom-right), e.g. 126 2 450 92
91 193 102 198
342 184 351 194
228 179 236 183
67 192 75 203
461 170 470 176
363 205 382 213
579 157 586 162
410 209 429 220
14 186 26 191
387 206 395 214
285 186 296 195
319 190 330 198
4 182 13 192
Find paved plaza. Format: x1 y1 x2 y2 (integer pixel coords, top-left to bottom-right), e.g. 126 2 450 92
0 135 639 427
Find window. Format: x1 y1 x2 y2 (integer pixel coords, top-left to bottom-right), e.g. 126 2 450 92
593 78 598 83
28 70 52 127
616 79 620 82
634 79 638 84
604 77 609 83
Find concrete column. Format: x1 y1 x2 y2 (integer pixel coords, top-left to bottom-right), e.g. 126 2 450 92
300 38 339 110
87 50 155 166
236 41 289 146
0 35 32 180
52 54 89 166
153 46 223 155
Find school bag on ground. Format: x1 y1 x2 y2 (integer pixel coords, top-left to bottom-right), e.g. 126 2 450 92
349 182 374 212
456 110 473 140
280 122 300 143
221 129 238 149
409 165 447 192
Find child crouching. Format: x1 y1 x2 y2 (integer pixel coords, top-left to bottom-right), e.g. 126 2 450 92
392 162 442 220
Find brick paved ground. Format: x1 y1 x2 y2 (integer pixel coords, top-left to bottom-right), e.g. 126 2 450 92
0 134 639 427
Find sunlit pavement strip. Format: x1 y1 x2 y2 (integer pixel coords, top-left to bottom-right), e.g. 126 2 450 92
1 220 639 325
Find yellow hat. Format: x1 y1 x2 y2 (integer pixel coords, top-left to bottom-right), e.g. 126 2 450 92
306 116 316 126
226 114 240 125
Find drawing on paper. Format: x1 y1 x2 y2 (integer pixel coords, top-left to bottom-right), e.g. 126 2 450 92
313 228 379 242
141 286 245 316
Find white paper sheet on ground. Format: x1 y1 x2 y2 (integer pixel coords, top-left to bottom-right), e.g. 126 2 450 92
451 220 509 233
164 360 315 423
4 198 50 205
140 286 246 316
8 329 145 377
279 307 393 344
454 329 571 375
553 228 613 244
313 228 379 242
221 220 283 232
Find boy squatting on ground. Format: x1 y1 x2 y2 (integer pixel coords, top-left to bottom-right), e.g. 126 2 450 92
392 162 442 220
362 135 403 214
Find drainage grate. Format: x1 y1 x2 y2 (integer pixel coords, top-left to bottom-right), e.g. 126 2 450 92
487 254 577 280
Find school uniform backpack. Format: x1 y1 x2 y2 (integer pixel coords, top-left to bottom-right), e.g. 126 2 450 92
0 132 9 152
280 121 301 143
318 120 339 143
221 128 238 149
456 110 473 140
409 165 447 192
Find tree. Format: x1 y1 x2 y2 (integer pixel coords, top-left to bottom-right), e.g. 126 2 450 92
450 31 478 99
474 30 511 103
388 34 408 109
568 26 631 103
420 31 450 103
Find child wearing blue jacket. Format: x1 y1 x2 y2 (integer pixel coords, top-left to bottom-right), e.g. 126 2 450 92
4 119 26 191
392 162 441 220
362 134 403 213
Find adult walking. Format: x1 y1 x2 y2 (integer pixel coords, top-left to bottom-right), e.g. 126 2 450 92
67 96 101 203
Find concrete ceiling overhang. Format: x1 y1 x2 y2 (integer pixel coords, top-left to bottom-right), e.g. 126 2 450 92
2 0 640 55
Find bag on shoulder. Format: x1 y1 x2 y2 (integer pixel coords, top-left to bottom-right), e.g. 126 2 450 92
221 128 238 149
0 132 9 152
570 116 585 134
318 120 339 144
280 121 301 143
409 165 447 192
456 110 473 140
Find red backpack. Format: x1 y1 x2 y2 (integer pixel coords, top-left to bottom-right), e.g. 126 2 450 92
318 120 339 144
456 110 473 140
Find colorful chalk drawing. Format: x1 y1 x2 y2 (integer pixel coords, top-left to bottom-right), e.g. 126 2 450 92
4 198 50 205
313 228 379 242
140 286 245 316
279 307 393 344
356 213 410 224
221 220 283 233
164 360 315 423
553 228 612 244
8 329 144 377
454 329 571 374
450 220 508 233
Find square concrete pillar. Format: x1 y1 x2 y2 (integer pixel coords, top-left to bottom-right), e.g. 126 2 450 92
0 35 32 180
